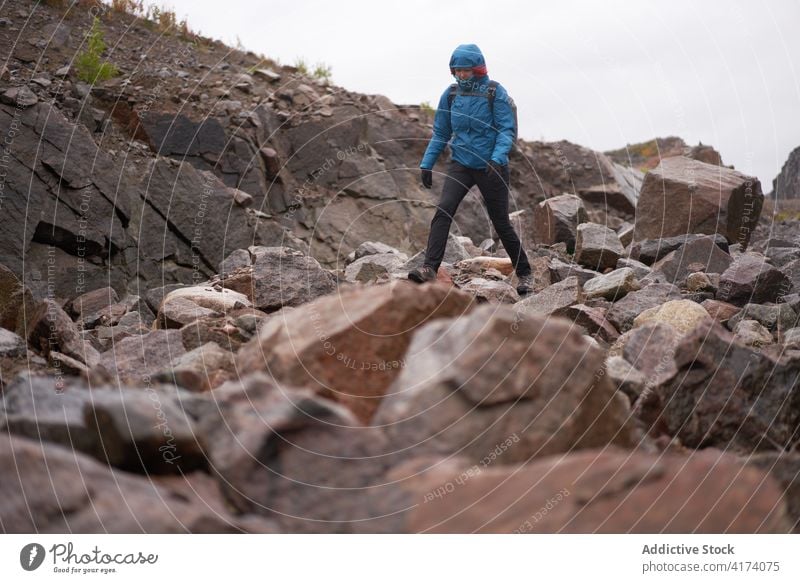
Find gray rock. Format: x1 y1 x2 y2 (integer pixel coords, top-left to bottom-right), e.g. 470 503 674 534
732 319 774 347
645 319 800 453
606 355 646 403
532 194 588 252
718 254 793 305
374 305 635 465
575 223 625 270
548 258 600 285
344 252 408 283
0 433 272 533
634 156 763 248
783 327 800 349
84 389 206 474
0 86 38 107
616 257 651 279
153 341 234 392
650 236 733 284
23 299 100 367
727 303 798 333
90 329 187 386
516 276 582 317
218 248 252 274
346 241 406 265
630 233 729 265
621 321 680 386
0 328 26 358
458 277 519 304
250 247 337 311
606 283 681 333
582 267 640 300
402 234 471 271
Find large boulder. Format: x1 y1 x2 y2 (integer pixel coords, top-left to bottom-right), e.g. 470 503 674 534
0 434 273 533
582 267 640 300
223 247 337 311
575 223 625 271
632 299 712 335
374 305 636 464
90 329 187 386
1 373 205 474
0 264 37 336
23 298 100 369
156 285 252 328
606 283 681 333
516 276 582 318
344 252 407 284
717 254 793 305
532 194 588 252
630 233 729 266
644 319 800 453
398 449 791 533
235 281 474 422
634 156 764 248
649 236 734 284
196 373 404 532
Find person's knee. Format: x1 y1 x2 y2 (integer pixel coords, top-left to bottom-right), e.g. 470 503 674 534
434 205 457 221
492 218 516 236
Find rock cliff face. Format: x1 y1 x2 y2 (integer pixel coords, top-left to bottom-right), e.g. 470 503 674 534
771 145 800 200
1 0 799 534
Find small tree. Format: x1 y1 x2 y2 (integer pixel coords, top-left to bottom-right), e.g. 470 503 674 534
76 16 119 84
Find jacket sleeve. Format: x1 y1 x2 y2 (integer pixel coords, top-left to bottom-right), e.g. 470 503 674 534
419 88 453 169
490 84 515 166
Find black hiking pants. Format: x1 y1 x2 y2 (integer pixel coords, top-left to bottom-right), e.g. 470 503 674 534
423 161 532 276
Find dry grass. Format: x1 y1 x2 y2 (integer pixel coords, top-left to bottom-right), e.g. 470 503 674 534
766 198 800 221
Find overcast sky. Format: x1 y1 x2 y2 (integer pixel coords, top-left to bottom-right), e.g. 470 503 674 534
156 0 799 189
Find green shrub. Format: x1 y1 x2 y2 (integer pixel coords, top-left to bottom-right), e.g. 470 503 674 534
311 62 332 81
294 57 309 75
76 16 119 84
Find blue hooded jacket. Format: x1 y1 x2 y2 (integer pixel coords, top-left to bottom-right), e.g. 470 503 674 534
420 44 516 171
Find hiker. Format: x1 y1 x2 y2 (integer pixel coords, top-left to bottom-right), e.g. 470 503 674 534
408 43 533 295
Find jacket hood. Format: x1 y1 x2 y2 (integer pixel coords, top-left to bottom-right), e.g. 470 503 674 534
449 44 486 74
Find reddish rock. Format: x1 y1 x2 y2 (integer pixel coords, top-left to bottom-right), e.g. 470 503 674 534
235 281 474 422
532 194 588 252
634 156 763 248
374 305 635 465
403 449 790 533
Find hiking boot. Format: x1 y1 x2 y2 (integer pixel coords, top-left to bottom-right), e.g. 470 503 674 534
408 264 437 284
516 273 534 296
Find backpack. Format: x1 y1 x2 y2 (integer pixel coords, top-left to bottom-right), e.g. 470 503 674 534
447 80 518 143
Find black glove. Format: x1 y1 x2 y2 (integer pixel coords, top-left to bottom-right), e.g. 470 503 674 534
420 168 433 189
486 160 506 176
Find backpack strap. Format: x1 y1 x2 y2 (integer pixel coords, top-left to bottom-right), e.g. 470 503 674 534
448 81 503 133
447 83 458 109
486 80 498 118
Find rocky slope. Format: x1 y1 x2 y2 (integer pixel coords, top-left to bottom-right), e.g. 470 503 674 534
1 0 800 533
